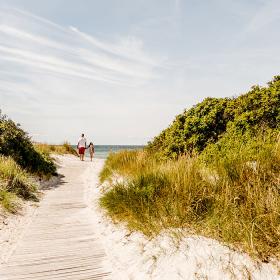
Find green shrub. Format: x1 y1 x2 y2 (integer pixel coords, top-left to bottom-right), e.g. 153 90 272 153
147 76 280 158
0 112 56 176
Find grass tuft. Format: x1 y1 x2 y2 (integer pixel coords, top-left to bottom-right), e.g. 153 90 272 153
99 149 146 183
0 190 19 213
0 156 38 212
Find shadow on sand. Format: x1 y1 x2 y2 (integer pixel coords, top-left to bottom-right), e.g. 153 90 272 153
39 174 66 191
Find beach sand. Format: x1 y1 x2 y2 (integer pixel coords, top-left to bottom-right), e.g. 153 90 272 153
0 200 38 264
0 155 279 280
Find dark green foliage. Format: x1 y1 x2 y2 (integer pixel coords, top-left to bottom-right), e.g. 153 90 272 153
147 76 280 158
0 112 56 176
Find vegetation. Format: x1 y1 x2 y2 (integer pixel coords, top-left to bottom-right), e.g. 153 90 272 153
147 76 280 158
0 112 56 176
0 112 76 213
100 76 280 260
0 156 38 212
35 142 78 157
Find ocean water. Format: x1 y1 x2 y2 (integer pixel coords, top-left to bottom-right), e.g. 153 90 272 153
73 145 144 159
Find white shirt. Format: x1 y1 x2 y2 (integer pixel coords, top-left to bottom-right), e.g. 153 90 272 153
77 137 87 148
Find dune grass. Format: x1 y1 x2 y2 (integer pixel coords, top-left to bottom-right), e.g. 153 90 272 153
0 190 19 213
0 156 38 213
99 149 146 183
100 132 280 260
35 142 78 156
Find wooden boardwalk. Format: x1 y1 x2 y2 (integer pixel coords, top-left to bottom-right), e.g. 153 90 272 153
0 157 111 280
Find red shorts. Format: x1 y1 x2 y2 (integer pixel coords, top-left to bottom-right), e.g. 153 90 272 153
78 147 85 154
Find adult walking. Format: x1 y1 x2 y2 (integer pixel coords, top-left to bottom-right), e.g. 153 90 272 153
77 133 87 161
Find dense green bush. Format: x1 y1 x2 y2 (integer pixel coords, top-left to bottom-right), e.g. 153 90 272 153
147 76 280 158
0 112 56 176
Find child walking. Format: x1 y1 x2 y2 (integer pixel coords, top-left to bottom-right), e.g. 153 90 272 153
88 142 95 161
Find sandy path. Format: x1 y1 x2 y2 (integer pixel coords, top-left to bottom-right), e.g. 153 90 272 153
0 156 110 280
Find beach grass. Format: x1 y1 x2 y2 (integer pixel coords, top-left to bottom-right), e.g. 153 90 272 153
99 149 146 183
35 142 78 157
100 132 280 260
0 190 19 213
0 156 38 212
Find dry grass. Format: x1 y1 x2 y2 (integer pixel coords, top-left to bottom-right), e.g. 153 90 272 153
99 149 147 183
35 142 78 156
0 156 38 212
0 190 19 213
100 134 280 260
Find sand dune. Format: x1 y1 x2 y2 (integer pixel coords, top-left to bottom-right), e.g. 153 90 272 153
0 155 279 280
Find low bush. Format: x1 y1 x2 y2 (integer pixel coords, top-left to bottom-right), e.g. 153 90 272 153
147 76 280 159
0 112 57 176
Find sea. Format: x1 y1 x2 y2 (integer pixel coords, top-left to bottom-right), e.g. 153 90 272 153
72 145 144 159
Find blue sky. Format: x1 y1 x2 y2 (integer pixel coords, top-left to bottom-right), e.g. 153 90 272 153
0 0 279 144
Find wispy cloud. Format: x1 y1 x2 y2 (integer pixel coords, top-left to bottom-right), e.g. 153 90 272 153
0 7 161 89
0 6 166 144
69 26 158 67
1 2 279 145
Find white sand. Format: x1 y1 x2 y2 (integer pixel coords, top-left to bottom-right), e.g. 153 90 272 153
0 201 38 264
1 155 279 279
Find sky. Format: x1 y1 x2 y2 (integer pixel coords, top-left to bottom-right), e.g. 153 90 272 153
0 0 279 145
